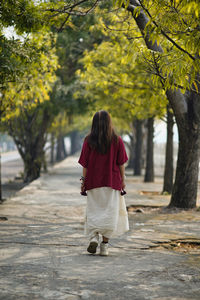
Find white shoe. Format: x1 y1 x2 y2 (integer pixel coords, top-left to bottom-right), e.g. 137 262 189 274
100 242 109 256
87 234 99 254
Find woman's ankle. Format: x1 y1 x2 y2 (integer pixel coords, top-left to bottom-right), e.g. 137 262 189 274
102 236 109 243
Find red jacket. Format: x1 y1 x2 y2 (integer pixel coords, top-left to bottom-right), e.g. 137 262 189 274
78 136 128 191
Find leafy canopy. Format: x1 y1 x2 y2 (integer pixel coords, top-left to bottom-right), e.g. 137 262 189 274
76 8 167 127
1 32 58 120
114 0 200 93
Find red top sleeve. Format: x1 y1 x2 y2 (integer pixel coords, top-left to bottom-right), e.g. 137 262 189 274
116 136 128 165
78 139 90 168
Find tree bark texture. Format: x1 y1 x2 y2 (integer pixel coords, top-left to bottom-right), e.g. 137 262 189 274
163 106 174 194
23 155 42 182
133 119 144 176
169 130 200 208
126 1 200 208
144 117 154 182
167 89 200 208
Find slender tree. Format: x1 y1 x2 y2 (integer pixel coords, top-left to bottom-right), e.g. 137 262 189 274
7 107 51 182
163 105 174 194
133 119 145 176
1 32 58 182
144 117 154 182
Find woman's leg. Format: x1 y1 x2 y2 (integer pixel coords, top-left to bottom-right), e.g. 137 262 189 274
100 236 109 256
102 236 109 243
87 232 99 254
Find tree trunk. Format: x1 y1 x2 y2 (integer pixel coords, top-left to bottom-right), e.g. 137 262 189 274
23 154 42 183
50 133 55 164
169 130 200 208
62 136 67 158
133 119 144 176
56 135 63 161
56 135 67 161
167 89 200 209
13 133 46 183
42 152 47 173
70 130 80 155
126 134 135 169
8 108 51 183
163 106 174 194
144 117 154 182
16 133 46 183
0 153 2 201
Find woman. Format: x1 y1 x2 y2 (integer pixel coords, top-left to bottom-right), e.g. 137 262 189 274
78 110 129 256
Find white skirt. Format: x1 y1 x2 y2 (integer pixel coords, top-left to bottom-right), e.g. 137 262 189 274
85 187 129 239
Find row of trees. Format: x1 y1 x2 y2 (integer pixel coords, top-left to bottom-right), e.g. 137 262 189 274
45 0 200 209
0 0 199 210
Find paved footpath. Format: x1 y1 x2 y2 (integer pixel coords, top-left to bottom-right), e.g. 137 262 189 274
0 156 200 300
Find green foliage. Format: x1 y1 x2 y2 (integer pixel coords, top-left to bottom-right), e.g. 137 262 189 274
1 32 58 120
0 0 49 89
76 9 167 128
48 12 106 137
0 31 58 182
132 0 200 92
0 0 44 33
110 0 200 93
0 35 33 86
113 0 130 8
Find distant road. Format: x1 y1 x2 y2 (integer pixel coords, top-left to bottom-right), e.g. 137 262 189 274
1 151 23 183
1 151 21 163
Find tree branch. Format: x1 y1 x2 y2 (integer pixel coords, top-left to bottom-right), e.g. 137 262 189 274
124 0 188 120
137 0 195 61
46 0 89 13
58 12 71 32
46 0 100 17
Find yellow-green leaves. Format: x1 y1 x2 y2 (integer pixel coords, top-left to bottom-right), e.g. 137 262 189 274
113 0 130 8
0 0 44 33
139 0 200 91
182 1 199 18
1 32 58 121
76 9 167 126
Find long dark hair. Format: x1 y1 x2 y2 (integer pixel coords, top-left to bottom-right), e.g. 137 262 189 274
87 110 118 154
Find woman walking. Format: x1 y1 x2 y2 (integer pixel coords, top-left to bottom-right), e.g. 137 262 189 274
78 110 129 256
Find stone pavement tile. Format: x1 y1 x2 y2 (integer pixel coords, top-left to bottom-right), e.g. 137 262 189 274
0 156 200 300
